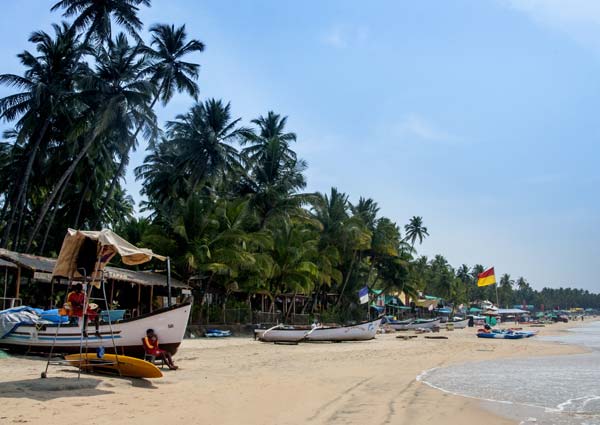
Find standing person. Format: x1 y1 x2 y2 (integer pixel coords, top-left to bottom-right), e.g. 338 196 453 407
142 329 178 370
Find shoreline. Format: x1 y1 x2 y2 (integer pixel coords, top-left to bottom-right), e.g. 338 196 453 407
0 320 592 425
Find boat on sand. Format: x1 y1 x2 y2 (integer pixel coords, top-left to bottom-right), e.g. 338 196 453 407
255 317 382 343
384 317 441 331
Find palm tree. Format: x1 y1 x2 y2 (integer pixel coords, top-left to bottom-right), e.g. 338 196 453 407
0 23 86 248
51 0 151 45
166 99 245 190
404 216 429 251
25 33 155 251
350 197 379 231
95 23 205 223
240 111 310 227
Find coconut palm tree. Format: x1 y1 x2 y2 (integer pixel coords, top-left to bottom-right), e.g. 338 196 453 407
25 33 155 251
95 23 205 223
0 23 86 248
51 0 151 45
240 111 310 227
166 99 245 191
404 216 429 251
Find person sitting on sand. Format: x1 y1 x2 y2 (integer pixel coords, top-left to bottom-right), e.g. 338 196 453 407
482 324 492 333
142 328 178 370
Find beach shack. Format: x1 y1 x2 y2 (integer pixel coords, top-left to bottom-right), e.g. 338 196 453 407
0 248 190 318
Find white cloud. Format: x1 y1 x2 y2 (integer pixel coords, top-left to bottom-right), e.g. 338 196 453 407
322 25 369 49
393 114 459 145
499 0 600 49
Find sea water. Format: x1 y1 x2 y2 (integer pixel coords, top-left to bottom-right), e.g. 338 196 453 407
418 321 600 425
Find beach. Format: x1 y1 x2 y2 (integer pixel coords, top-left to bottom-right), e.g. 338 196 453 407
0 321 589 425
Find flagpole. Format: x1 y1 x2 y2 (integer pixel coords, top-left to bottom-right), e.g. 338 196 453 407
495 282 500 308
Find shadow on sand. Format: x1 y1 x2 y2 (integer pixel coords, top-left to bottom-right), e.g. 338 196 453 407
0 369 158 401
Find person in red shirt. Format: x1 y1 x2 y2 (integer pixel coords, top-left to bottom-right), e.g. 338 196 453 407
66 284 85 320
142 329 178 370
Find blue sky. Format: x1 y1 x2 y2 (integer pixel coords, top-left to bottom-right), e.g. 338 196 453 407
1 1 599 291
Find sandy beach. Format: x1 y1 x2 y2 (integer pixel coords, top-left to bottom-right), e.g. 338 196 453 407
0 321 590 425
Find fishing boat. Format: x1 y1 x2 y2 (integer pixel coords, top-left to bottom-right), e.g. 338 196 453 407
385 317 441 331
440 318 469 329
0 302 191 357
254 317 382 343
0 229 191 358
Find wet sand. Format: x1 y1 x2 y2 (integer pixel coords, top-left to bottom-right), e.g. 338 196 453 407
0 321 588 425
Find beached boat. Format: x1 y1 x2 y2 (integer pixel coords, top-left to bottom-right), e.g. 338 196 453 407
255 317 382 343
386 317 441 331
439 318 469 329
0 302 191 357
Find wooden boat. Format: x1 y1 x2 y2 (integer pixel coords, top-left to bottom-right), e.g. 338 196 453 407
0 303 190 358
388 318 441 331
64 353 163 378
254 317 382 343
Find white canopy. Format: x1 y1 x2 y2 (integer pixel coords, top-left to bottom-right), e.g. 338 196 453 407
53 229 166 284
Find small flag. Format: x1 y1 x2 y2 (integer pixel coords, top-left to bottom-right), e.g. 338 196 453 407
358 286 369 304
477 267 496 287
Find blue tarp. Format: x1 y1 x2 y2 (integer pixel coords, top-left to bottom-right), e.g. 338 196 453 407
0 306 42 338
0 306 68 339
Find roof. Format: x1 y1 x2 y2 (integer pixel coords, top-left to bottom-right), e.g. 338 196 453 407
0 249 56 272
0 248 186 288
0 258 16 269
104 267 188 289
497 308 529 314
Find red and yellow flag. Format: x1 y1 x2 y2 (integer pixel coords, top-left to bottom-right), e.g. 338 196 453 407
477 267 496 287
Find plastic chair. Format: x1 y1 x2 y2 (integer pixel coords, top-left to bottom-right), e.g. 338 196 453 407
143 352 165 368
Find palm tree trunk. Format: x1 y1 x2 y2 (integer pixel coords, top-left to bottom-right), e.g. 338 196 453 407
336 252 357 306
1 119 50 248
38 176 70 255
73 178 91 229
13 183 29 251
25 134 96 252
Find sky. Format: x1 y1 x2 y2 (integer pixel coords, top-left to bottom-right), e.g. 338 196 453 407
0 1 599 292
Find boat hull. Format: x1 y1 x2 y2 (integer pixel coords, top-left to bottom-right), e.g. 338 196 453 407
0 303 191 358
390 318 441 331
477 332 525 339
440 318 469 329
255 318 382 343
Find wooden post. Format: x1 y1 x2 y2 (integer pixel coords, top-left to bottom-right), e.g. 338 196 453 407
15 266 21 302
149 285 154 313
109 280 115 307
137 283 141 316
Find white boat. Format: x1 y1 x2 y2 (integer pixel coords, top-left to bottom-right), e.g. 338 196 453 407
440 318 469 329
255 317 382 343
388 318 441 331
0 303 191 357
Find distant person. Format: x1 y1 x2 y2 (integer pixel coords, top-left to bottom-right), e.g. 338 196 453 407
143 329 178 370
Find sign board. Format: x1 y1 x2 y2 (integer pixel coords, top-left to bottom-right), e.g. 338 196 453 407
33 272 53 282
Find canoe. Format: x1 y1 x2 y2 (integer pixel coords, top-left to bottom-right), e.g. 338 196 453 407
0 303 191 358
64 353 163 378
388 318 441 331
255 317 382 343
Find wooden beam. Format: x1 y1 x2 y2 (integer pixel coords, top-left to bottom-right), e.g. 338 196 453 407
137 283 141 316
149 285 154 313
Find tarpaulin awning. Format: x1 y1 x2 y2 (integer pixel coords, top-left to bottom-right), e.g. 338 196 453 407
53 229 166 282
